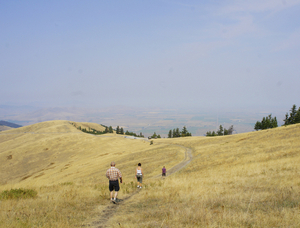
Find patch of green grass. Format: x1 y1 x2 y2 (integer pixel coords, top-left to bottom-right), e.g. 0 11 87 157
0 188 37 200
59 181 74 185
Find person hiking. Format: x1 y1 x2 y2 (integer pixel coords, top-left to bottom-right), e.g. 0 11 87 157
106 161 122 203
162 166 166 177
135 163 143 189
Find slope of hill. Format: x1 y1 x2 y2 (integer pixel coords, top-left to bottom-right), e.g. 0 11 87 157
110 124 300 227
0 120 182 186
0 125 12 131
0 120 22 128
1 121 299 227
71 121 107 132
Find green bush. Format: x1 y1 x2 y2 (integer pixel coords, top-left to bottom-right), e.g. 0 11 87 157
0 188 37 200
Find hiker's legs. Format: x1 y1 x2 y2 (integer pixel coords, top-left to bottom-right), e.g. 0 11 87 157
109 180 120 200
139 177 143 188
137 176 142 187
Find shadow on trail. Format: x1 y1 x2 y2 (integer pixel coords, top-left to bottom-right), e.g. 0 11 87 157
86 144 193 228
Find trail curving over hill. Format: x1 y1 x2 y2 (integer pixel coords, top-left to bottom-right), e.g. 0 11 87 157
88 144 193 228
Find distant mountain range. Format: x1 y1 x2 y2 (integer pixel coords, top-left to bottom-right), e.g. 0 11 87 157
0 120 22 128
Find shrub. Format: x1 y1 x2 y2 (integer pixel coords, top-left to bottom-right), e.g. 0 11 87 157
0 188 37 200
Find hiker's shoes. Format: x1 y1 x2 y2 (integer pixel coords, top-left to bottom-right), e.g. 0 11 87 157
111 198 121 204
137 185 140 188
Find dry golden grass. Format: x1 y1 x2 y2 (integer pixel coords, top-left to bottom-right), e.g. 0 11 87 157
0 125 12 131
1 121 300 227
71 121 106 132
0 120 183 227
108 124 300 227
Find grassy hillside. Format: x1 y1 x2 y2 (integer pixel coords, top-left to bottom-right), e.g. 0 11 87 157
0 121 299 227
0 125 12 131
110 123 300 227
0 120 184 227
71 121 107 132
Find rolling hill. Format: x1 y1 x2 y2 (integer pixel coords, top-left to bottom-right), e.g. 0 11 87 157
0 120 299 227
0 125 12 131
0 120 22 128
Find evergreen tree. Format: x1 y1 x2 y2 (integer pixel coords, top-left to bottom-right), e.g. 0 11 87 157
283 113 289 125
152 132 157 138
271 117 278 128
227 125 234 135
224 128 229 135
217 125 223 136
168 130 172 138
283 104 300 125
181 126 188 137
116 126 120 134
254 121 261 131
206 131 217 136
295 107 300 123
172 129 176 138
175 128 180 137
206 125 233 136
120 127 124 134
109 126 113 133
206 131 212 136
186 132 192 136
168 126 191 138
261 117 267 129
254 114 277 130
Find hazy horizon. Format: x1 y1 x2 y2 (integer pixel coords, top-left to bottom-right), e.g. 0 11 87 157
0 103 291 137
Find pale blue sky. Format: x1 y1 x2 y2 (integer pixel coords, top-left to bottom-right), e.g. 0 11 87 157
1 0 300 110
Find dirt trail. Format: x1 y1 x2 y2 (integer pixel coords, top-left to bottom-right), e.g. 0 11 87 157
86 144 193 228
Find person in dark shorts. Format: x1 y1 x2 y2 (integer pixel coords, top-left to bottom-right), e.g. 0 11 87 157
162 166 166 177
135 163 143 188
106 161 122 203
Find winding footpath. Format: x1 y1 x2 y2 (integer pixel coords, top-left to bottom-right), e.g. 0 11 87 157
87 143 193 228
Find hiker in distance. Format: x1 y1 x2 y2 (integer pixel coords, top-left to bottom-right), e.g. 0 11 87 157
135 163 143 189
106 161 122 203
162 166 167 177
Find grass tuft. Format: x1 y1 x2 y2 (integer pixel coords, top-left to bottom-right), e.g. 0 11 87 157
0 188 37 200
59 182 74 186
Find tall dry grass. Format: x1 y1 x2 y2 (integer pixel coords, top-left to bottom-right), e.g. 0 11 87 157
0 120 184 227
108 124 300 227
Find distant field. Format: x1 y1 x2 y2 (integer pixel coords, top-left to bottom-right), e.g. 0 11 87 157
1 120 299 227
0 106 287 137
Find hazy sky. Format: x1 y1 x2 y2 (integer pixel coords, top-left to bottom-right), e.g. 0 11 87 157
1 0 300 110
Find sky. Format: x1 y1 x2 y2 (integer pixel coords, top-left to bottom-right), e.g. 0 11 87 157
1 0 300 111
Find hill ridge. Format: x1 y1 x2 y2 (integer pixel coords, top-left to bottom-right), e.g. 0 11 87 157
0 120 22 128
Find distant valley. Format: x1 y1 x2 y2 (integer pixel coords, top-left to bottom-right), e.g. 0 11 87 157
0 105 287 137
